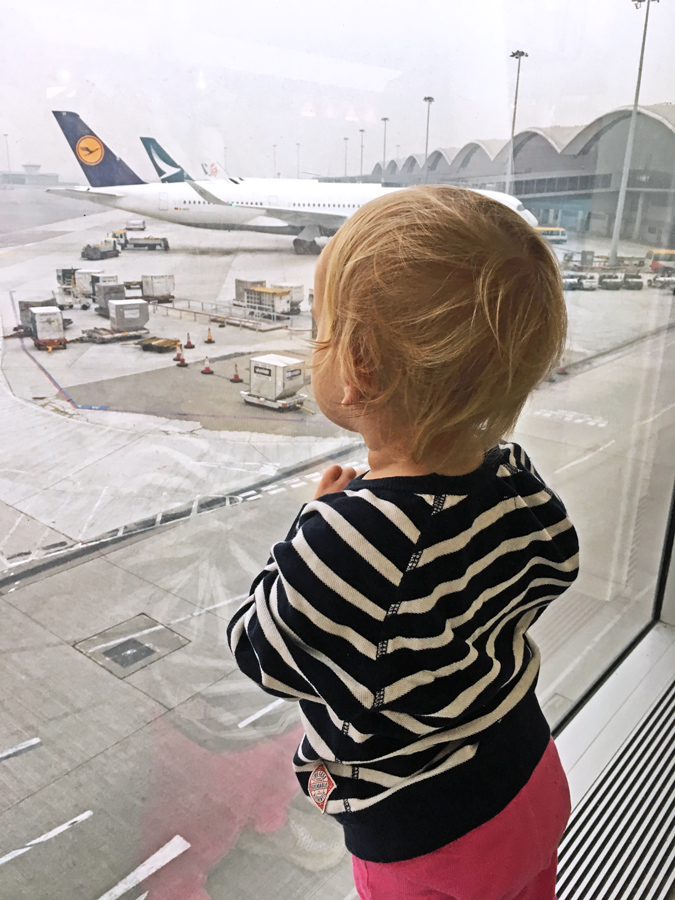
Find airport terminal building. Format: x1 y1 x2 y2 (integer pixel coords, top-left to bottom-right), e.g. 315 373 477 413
370 103 675 247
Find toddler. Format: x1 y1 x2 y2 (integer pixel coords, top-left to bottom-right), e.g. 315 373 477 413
227 185 579 900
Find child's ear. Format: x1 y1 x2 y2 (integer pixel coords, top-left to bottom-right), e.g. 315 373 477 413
341 383 361 408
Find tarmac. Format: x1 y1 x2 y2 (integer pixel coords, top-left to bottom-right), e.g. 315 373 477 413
0 199 674 899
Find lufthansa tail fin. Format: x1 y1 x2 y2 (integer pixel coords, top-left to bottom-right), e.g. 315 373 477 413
140 137 193 183
52 111 145 187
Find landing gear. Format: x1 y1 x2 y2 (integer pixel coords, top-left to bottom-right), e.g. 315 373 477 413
293 238 321 256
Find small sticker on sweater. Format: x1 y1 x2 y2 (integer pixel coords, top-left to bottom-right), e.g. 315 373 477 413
308 763 336 813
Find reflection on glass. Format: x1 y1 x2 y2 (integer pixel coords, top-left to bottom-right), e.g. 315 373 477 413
0 1 673 897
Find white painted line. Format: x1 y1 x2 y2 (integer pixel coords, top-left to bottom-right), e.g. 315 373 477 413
291 482 308 488
0 810 93 867
87 625 165 654
553 439 616 474
238 697 285 728
261 484 280 491
305 473 322 481
0 736 41 761
94 835 190 900
239 490 258 497
341 889 359 900
78 487 109 542
244 495 262 501
132 895 148 900
0 513 24 552
268 487 286 495
636 400 675 427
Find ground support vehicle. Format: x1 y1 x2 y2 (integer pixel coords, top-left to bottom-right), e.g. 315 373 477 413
241 391 307 411
563 274 598 291
30 306 67 351
81 239 120 261
113 230 169 252
80 327 149 344
647 274 675 289
125 218 146 231
599 274 623 290
622 274 644 291
138 337 181 353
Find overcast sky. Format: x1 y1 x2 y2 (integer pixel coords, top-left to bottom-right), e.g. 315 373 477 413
2 0 675 183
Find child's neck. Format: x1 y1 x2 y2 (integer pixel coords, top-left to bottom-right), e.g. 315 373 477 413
362 445 485 480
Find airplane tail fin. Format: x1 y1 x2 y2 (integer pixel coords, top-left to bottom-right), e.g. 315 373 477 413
52 111 145 187
201 161 224 180
140 137 193 182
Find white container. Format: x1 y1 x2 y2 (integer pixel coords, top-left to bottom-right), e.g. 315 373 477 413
142 274 175 298
74 269 103 296
108 299 150 331
234 278 266 306
270 283 303 310
30 306 65 341
249 354 305 401
245 286 292 316
19 295 56 328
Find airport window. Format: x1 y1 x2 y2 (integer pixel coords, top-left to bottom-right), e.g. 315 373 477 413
4 5 675 900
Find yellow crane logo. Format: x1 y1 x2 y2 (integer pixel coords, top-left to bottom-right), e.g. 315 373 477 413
76 135 105 166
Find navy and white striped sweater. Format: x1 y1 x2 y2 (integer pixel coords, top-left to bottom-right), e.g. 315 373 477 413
227 443 579 862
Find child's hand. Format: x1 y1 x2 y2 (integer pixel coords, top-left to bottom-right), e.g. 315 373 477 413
314 464 360 499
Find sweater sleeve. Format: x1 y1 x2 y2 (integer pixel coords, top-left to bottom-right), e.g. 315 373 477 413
226 491 415 720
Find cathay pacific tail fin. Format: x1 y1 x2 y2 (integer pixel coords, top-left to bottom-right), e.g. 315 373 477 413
140 137 193 182
52 111 145 187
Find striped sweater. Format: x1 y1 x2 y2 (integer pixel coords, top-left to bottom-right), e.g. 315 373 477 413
227 442 579 862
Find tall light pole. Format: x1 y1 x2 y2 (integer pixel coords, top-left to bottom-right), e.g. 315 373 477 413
296 143 300 179
344 137 349 177
359 129 365 178
506 50 528 195
381 117 389 183
3 134 11 189
609 0 657 266
272 144 277 178
423 96 434 183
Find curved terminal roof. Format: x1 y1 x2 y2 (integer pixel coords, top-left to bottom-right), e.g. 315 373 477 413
368 104 675 178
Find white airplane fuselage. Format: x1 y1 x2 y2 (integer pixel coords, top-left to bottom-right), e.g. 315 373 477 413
49 178 538 234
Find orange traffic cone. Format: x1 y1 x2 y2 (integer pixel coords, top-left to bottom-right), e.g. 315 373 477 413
205 328 215 344
230 364 243 383
184 332 195 349
176 351 188 368
201 356 213 375
173 342 184 361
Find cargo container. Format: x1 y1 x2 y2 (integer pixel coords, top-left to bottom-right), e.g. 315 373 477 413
18 295 57 328
244 286 293 317
234 278 266 306
81 239 119 261
95 282 126 316
269 283 303 313
30 306 66 349
243 353 306 410
108 299 150 332
141 274 175 300
74 269 104 297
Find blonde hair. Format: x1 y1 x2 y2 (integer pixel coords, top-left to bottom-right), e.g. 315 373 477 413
317 185 566 466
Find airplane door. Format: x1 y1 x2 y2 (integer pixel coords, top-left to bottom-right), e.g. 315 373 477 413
159 192 169 211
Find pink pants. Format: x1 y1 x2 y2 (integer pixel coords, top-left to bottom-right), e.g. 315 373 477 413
352 738 571 900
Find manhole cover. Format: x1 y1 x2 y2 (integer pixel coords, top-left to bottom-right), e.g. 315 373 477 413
103 638 156 668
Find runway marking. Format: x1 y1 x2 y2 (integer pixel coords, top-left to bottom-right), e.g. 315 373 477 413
238 697 285 728
87 625 165 654
268 487 286 494
0 736 41 761
0 810 93 867
553 440 616 474
244 494 262 501
636 400 675 427
531 408 608 428
239 490 258 497
0 513 25 552
78 487 109 541
94 835 190 900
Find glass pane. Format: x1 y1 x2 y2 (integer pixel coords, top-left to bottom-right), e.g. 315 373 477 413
1 2 674 898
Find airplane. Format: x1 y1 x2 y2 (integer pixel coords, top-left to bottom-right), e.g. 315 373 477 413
48 111 538 255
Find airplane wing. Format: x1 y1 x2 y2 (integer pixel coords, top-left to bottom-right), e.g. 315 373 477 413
47 187 123 200
188 182 229 205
